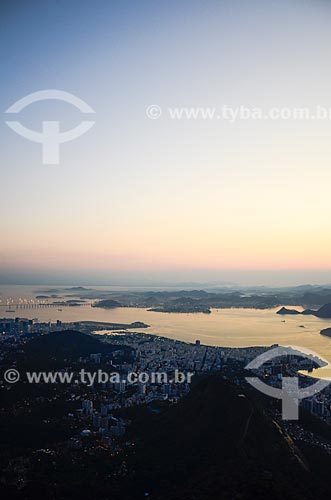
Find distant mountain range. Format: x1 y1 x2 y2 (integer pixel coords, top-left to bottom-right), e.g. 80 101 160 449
277 303 331 319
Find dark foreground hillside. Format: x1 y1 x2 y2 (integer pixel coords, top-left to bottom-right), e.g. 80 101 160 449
119 375 317 500
3 373 331 500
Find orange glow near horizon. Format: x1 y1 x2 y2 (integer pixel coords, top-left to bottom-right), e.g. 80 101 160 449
2 1 331 281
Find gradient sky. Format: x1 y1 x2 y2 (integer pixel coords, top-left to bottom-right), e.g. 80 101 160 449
1 0 331 286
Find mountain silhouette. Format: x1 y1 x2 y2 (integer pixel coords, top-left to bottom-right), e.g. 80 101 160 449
120 375 326 500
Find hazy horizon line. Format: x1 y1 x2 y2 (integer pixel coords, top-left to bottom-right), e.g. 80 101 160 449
2 268 331 288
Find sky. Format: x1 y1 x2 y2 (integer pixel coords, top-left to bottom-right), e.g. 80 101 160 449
1 0 331 286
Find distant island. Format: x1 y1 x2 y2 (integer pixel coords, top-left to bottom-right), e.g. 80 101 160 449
277 303 331 319
148 296 212 313
149 306 211 314
34 286 93 295
92 297 211 313
277 307 301 315
93 299 122 309
64 286 93 292
320 327 331 338
76 320 149 330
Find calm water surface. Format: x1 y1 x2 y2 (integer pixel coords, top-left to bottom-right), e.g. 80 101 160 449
1 285 331 377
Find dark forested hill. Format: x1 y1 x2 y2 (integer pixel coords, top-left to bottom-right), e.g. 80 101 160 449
119 375 331 500
22 329 133 363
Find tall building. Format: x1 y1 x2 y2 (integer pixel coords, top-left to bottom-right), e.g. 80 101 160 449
82 400 93 415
